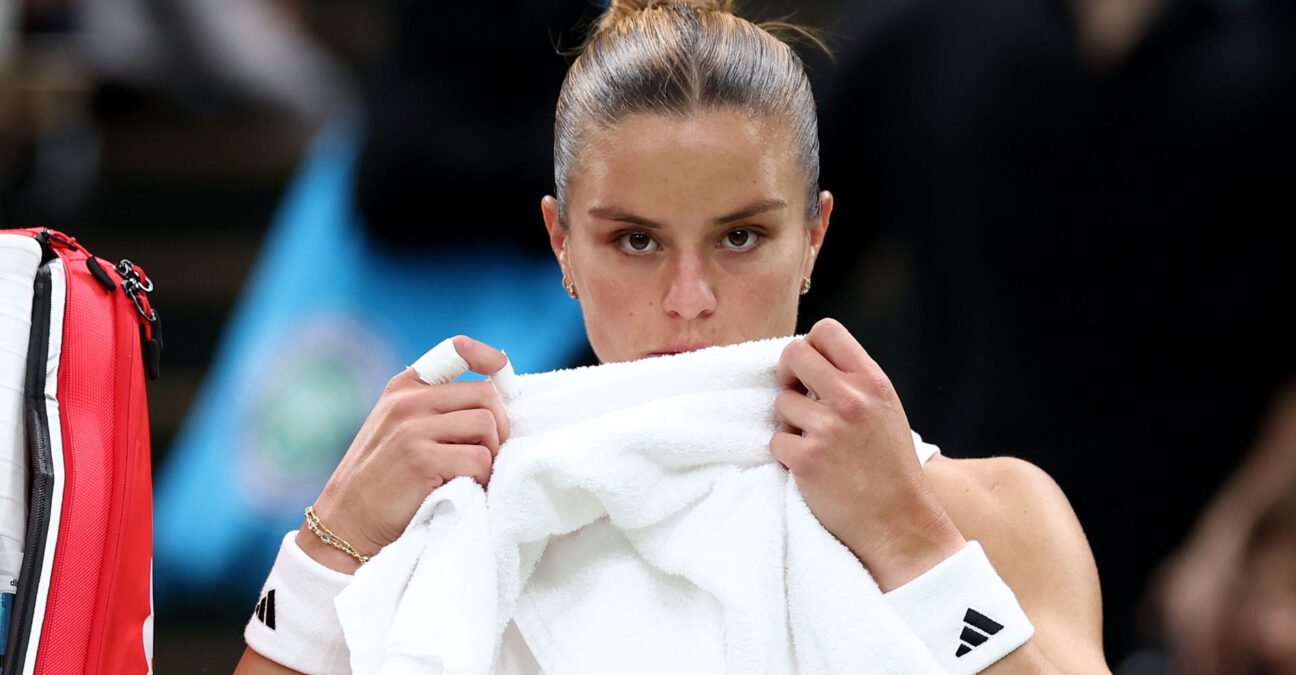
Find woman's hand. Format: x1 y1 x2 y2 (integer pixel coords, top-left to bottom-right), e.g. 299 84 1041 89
298 336 511 573
772 318 965 591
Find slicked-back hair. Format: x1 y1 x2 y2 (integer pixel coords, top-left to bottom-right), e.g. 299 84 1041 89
554 0 822 224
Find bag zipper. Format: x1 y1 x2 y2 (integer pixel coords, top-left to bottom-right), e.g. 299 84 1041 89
34 230 163 381
114 259 163 381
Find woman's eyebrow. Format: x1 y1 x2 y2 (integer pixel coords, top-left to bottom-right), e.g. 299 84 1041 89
712 198 787 225
587 198 787 228
587 206 663 229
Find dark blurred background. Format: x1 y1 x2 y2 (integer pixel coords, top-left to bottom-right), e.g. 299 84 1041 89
3 0 1293 672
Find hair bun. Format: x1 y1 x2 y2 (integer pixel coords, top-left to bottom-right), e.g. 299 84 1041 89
597 0 735 33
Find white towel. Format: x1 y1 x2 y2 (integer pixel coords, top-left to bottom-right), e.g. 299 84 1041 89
336 337 944 674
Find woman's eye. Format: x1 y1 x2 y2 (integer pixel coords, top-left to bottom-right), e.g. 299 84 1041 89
619 231 659 253
722 229 759 250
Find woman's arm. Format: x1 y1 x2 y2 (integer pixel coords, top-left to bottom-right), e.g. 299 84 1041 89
925 455 1108 673
238 336 512 672
233 524 370 673
773 319 1107 673
235 648 304 674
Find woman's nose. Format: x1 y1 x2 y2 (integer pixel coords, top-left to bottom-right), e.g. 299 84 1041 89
662 251 717 320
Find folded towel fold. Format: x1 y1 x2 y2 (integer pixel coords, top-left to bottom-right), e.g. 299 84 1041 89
337 337 944 674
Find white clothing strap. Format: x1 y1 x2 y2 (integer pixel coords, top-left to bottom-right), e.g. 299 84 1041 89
912 430 940 467
883 541 1034 673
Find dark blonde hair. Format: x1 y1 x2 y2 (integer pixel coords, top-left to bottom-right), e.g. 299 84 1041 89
554 0 822 223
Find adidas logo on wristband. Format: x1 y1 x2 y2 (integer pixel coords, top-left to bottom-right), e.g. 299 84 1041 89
245 532 352 673
883 542 1033 673
254 589 277 630
954 607 1003 657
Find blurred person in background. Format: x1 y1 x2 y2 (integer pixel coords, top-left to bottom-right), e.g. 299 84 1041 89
1157 384 1296 675
806 0 1296 671
1221 486 1296 674
0 0 346 227
75 0 347 124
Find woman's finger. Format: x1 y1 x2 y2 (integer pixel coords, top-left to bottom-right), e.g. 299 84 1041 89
416 380 510 443
804 318 874 374
426 443 495 487
769 430 810 473
776 337 842 400
388 365 433 391
409 336 508 387
452 335 510 376
774 388 820 433
424 408 502 456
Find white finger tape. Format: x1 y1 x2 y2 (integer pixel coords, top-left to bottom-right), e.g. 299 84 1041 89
411 338 470 386
491 355 520 401
410 338 520 401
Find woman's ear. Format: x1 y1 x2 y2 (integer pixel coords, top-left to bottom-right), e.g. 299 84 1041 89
541 195 570 273
803 190 833 279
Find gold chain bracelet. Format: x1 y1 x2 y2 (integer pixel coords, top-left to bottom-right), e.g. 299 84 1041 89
304 506 371 565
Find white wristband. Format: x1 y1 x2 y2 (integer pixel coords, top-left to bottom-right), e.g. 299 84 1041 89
883 541 1034 674
245 531 353 674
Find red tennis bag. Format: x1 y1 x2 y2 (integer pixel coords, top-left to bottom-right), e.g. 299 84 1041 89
0 228 157 674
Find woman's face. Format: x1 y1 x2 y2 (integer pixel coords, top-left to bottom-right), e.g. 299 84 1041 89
543 108 832 363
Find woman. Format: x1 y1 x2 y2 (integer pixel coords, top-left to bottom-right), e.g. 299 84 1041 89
238 1 1106 672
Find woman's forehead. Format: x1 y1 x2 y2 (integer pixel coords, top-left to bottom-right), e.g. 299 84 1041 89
568 109 805 212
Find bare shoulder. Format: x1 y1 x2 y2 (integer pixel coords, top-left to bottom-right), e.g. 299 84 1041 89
923 455 1079 540
924 455 1109 672
922 455 1095 603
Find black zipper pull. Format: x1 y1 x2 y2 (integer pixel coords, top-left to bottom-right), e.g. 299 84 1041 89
86 256 116 291
142 330 162 381
143 311 164 380
148 311 164 352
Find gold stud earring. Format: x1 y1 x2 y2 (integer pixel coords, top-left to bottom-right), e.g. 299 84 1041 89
562 275 579 300
799 276 812 295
